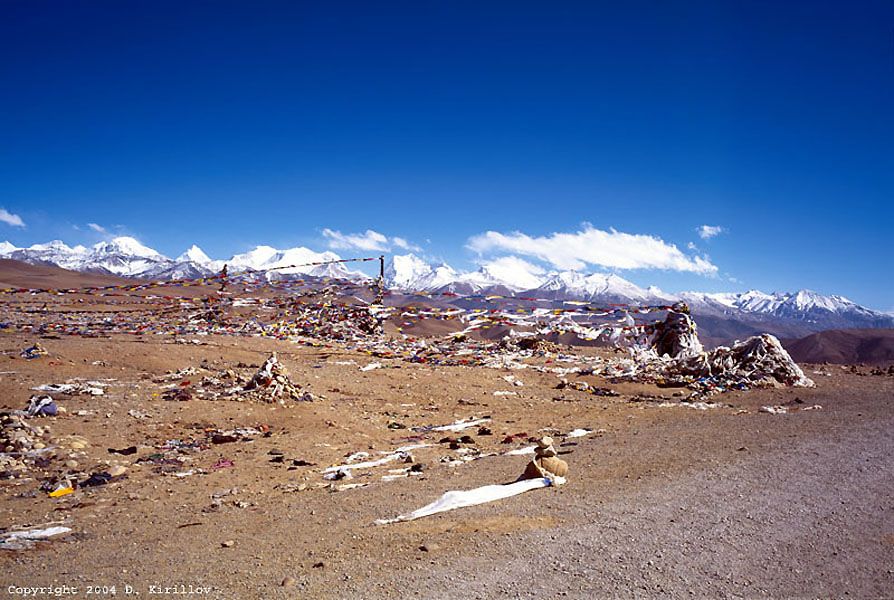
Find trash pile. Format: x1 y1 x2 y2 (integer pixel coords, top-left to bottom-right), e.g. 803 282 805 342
674 333 815 388
587 306 816 396
155 356 314 405
645 303 703 359
242 354 306 404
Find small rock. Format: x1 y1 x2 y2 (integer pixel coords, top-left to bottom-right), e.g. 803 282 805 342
109 465 128 477
221 540 235 548
281 576 296 588
419 543 440 552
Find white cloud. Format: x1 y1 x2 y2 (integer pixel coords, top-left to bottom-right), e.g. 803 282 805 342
697 225 724 240
392 237 422 252
467 225 717 275
88 222 107 234
478 255 547 290
687 241 698 251
322 228 420 253
0 208 25 228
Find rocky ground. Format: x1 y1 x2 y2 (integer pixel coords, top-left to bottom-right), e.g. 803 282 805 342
0 330 892 599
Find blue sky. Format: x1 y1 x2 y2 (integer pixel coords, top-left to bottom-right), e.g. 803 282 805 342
1 1 892 309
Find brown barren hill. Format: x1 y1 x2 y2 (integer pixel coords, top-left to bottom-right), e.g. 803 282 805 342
784 328 894 365
0 258 138 289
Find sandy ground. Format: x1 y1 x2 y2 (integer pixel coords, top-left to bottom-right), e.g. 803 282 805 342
1 331 892 599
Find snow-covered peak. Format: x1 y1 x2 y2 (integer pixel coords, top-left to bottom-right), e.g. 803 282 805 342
536 271 650 300
226 245 353 277
0 241 19 255
228 246 281 270
385 254 433 289
27 240 87 254
467 256 547 291
177 244 213 264
91 236 164 259
790 289 854 312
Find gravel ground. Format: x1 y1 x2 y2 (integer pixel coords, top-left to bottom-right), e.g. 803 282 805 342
1 331 892 600
346 383 894 599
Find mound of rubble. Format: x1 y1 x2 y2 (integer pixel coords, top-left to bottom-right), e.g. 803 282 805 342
676 333 815 388
642 307 814 392
242 354 308 404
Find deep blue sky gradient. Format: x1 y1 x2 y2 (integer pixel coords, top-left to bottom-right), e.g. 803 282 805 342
1 1 892 308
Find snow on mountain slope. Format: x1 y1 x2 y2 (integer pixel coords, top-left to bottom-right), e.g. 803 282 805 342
681 289 875 318
177 245 213 265
0 238 889 332
226 245 365 280
385 254 433 289
6 240 90 271
92 237 161 259
534 271 653 301
385 254 465 291
84 237 169 276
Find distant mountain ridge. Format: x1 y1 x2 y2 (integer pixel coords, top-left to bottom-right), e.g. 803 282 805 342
2 241 891 342
0 237 364 281
382 253 894 340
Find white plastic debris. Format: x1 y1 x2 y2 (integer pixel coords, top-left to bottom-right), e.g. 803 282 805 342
360 362 383 372
0 526 72 551
565 428 592 438
375 476 564 525
505 445 537 456
431 418 490 432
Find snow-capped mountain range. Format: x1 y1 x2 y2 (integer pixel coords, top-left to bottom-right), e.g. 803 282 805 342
0 237 364 281
382 253 894 335
1 240 891 337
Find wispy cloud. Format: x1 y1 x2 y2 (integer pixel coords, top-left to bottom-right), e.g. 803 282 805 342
697 225 724 240
322 228 421 253
88 222 107 234
467 224 717 275
0 208 25 228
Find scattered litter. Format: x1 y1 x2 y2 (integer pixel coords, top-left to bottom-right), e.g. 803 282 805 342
565 428 592 438
323 451 412 477
501 375 524 387
0 525 72 550
20 343 48 360
492 391 518 397
375 477 563 525
657 401 720 410
556 380 620 397
25 395 57 417
505 445 536 456
81 472 113 487
48 485 74 498
32 382 105 396
760 403 823 415
360 362 383 372
431 418 490 433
